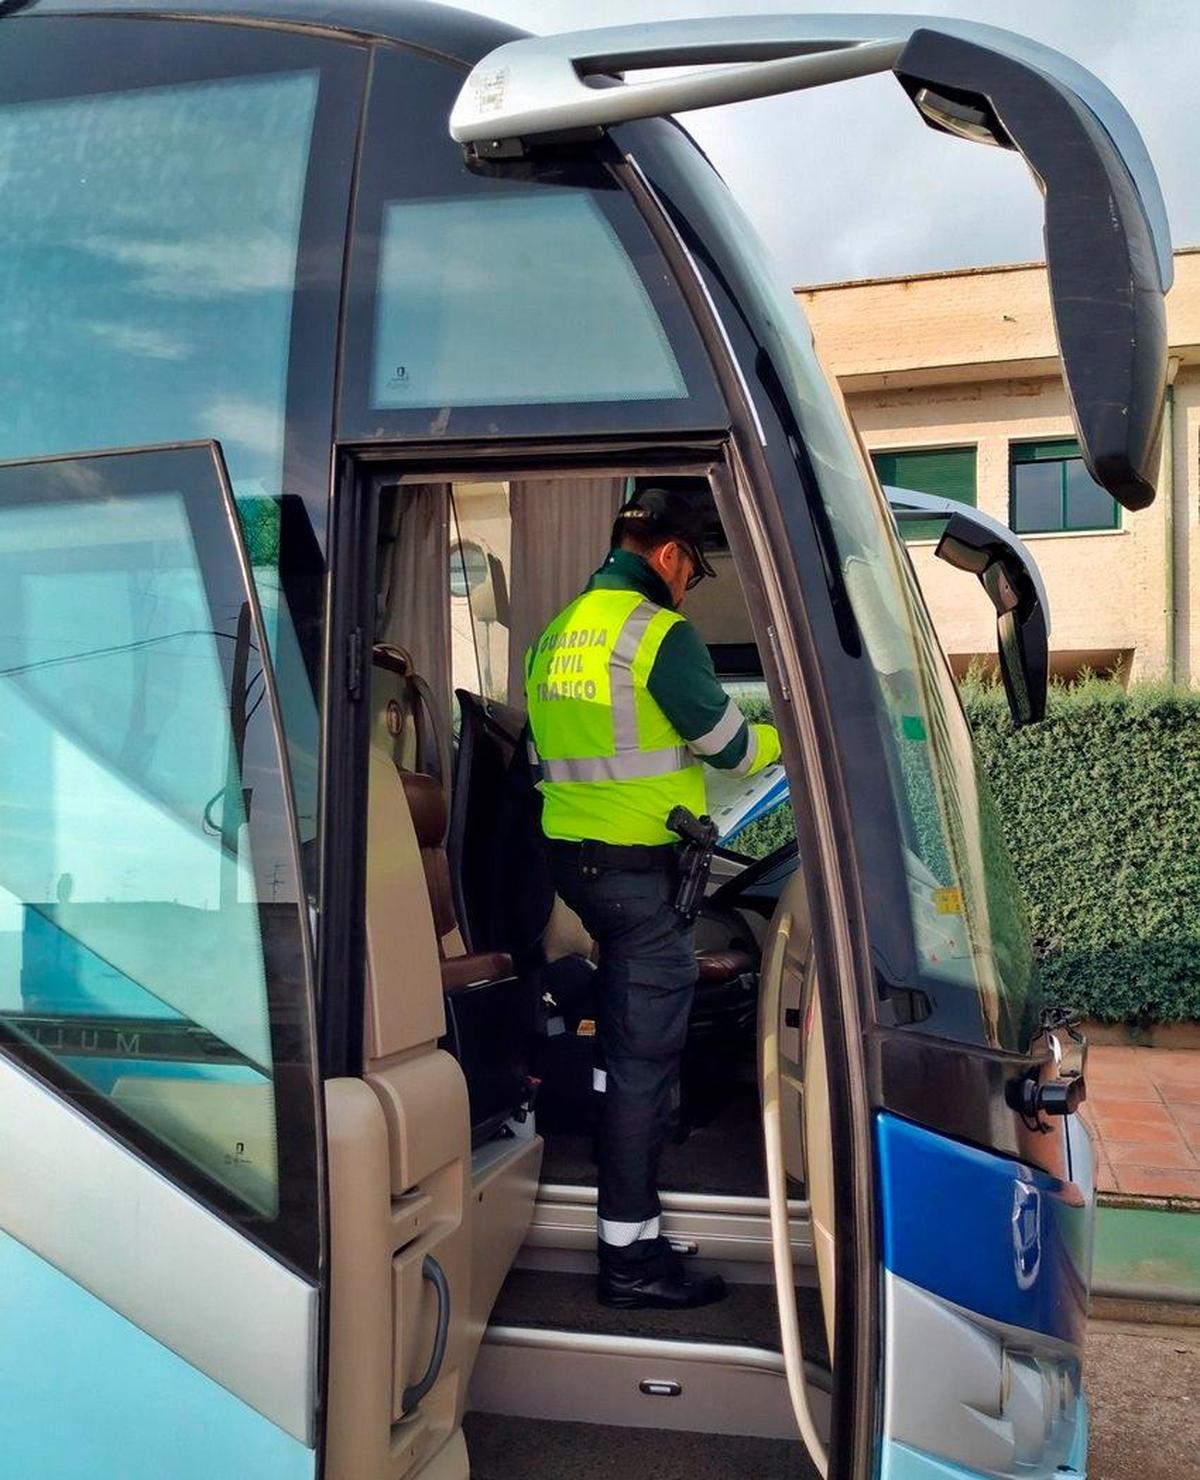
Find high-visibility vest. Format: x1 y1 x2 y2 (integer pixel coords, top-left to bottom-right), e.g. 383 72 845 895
525 587 706 845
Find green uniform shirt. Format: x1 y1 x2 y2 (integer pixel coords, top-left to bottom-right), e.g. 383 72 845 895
584 548 777 776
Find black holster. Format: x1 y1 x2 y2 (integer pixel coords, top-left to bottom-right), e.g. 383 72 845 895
666 806 718 922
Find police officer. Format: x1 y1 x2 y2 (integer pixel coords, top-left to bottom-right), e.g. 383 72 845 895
525 487 782 1309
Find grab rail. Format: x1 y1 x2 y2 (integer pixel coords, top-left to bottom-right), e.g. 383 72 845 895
401 1255 451 1414
759 907 828 1477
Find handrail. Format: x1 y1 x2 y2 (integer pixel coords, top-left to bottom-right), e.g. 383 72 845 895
400 1255 451 1414
759 907 828 1476
451 25 902 146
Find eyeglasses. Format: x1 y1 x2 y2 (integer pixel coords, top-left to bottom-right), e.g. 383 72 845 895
682 543 709 590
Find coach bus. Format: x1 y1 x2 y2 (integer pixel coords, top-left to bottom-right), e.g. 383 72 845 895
0 6 1170 1479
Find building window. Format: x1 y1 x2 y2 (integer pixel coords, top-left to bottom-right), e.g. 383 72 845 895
1010 439 1120 533
871 446 977 542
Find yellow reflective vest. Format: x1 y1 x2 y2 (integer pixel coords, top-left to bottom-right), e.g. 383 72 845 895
525 583 777 845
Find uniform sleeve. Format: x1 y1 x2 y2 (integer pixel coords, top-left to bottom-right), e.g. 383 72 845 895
647 619 782 777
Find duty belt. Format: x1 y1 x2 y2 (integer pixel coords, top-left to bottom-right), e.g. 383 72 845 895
549 838 681 874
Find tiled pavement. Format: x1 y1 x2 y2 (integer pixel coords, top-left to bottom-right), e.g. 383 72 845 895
1079 1046 1200 1199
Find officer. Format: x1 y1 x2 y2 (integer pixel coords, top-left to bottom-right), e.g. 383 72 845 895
525 487 782 1310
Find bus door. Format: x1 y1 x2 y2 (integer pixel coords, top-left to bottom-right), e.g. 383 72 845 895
452 17 1170 1480
0 442 323 1480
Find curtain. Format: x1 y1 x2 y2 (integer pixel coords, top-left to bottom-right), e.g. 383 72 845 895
506 477 625 705
378 482 452 712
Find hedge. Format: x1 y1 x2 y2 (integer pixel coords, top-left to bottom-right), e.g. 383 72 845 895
734 679 1200 1023
964 676 1200 1024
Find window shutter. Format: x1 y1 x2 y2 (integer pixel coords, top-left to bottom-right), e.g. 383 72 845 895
872 446 976 542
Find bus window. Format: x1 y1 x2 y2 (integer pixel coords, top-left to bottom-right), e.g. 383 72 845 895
372 192 688 410
0 21 365 876
0 32 321 495
339 46 725 444
0 445 319 1270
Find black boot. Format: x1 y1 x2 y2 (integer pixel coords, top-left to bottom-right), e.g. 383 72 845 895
597 1237 726 1310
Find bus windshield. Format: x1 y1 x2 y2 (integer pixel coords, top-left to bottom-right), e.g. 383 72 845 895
670 150 1039 1051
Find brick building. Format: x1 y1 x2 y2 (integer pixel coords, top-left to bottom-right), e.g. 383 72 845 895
798 250 1200 684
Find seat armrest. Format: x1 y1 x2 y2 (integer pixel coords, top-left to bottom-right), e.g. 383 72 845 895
440 951 515 994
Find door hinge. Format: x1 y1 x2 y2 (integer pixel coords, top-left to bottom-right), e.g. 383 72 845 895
346 627 363 700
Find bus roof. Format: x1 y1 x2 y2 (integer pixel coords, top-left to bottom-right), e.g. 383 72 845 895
2 0 523 66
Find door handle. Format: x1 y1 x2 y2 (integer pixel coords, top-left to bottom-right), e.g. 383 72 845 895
401 1254 451 1415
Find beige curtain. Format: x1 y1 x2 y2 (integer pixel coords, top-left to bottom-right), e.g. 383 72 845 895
378 482 452 711
506 477 625 705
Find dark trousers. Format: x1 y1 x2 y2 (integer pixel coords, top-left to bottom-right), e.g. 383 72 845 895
550 855 697 1246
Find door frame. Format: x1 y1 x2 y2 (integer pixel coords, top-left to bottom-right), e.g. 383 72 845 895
325 431 881 1475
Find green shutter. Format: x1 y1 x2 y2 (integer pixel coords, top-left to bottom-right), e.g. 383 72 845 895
1011 438 1081 464
873 445 976 542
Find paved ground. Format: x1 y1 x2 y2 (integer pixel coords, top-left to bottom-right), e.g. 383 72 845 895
1086 1312 1200 1479
1082 1046 1200 1198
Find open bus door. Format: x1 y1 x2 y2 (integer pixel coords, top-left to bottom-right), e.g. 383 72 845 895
455 17 1170 1480
0 442 323 1478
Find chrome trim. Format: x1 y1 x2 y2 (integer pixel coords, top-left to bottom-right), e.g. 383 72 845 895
538 1183 810 1218
451 24 902 143
486 1324 788 1373
0 1054 317 1445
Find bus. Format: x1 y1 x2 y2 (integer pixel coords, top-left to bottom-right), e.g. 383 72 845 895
0 6 1170 1479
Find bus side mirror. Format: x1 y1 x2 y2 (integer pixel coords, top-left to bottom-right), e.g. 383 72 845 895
895 27 1170 512
936 512 1048 726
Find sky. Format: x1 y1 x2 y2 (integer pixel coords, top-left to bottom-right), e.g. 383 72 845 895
463 1 1198 287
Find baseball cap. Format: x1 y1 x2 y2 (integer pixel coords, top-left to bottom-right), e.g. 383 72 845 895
612 486 717 587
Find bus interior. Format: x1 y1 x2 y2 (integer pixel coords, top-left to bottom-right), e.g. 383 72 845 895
348 461 833 1469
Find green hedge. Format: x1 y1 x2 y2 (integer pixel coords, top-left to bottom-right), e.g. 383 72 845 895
733 679 1200 1023
963 676 1200 1024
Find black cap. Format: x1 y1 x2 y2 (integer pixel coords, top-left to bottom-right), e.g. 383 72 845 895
612 486 717 582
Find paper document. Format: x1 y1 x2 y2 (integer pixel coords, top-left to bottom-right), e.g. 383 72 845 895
704 763 790 844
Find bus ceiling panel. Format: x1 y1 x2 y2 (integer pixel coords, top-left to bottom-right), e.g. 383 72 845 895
451 16 1170 512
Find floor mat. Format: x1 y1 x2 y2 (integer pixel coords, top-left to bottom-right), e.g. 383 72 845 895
489 1268 830 1367
462 1413 821 1480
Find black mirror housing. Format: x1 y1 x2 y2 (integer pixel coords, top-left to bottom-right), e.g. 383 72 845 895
935 511 1048 725
896 28 1169 511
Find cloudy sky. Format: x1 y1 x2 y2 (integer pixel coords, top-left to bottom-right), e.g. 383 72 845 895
465 1 1197 287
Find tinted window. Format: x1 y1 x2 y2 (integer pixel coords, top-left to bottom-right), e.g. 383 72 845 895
0 446 319 1272
0 17 367 875
373 191 687 409
341 47 725 443
0 70 316 490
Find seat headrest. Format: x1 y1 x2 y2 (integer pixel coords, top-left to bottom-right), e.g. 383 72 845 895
401 770 446 849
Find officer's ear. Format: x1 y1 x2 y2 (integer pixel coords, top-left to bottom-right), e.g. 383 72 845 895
650 539 680 574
